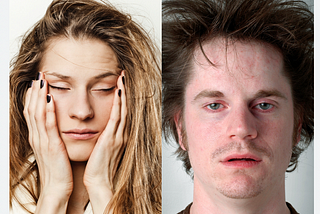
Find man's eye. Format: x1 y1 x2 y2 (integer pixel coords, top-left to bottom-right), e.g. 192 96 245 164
207 103 222 110
48 84 69 90
256 103 273 110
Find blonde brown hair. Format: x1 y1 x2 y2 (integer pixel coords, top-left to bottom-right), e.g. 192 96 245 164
10 0 161 213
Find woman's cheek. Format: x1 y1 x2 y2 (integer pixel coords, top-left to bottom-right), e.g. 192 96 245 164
93 94 114 124
50 95 68 129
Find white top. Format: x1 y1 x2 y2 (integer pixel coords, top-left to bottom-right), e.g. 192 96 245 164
10 185 93 214
10 156 93 214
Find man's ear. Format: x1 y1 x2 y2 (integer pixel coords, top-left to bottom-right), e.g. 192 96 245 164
295 121 302 146
174 112 187 151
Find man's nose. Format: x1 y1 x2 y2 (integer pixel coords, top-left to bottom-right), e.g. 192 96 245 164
226 106 258 141
68 91 94 120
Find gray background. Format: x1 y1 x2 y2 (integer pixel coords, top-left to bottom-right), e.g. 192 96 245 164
162 0 315 214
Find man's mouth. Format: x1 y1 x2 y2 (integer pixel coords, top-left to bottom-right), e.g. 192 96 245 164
221 154 262 168
227 158 257 162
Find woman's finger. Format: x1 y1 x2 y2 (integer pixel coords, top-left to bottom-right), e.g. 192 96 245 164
23 84 33 142
46 94 63 146
26 74 43 148
116 71 127 141
23 81 33 116
100 76 122 139
35 78 49 146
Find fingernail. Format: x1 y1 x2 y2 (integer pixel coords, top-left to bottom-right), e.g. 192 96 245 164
118 89 121 97
36 72 41 80
28 80 33 88
40 80 44 88
122 76 125 85
47 94 51 103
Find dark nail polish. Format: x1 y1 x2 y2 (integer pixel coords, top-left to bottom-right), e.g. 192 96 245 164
40 80 44 88
118 89 121 97
36 72 41 80
47 95 51 103
122 76 125 85
28 80 33 88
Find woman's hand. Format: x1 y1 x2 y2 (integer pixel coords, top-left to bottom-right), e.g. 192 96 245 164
23 73 73 213
84 71 127 213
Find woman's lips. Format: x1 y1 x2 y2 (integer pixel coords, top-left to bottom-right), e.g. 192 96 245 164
62 129 99 140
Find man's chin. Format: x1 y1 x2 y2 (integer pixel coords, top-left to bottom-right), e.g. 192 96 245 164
216 174 265 199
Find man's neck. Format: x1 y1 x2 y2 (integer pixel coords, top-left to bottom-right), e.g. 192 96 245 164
191 177 290 214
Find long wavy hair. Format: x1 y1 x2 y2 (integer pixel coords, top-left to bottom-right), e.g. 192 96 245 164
10 0 161 213
162 0 313 175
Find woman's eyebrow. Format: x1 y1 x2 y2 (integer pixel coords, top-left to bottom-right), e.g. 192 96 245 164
45 72 70 79
94 71 119 79
44 71 118 80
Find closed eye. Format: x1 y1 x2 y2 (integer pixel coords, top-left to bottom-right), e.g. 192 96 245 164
93 86 116 92
48 84 69 90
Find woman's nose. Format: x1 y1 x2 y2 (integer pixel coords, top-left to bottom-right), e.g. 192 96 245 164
68 91 94 120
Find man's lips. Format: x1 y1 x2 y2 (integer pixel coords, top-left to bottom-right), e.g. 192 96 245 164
62 129 99 140
222 154 262 162
221 154 262 168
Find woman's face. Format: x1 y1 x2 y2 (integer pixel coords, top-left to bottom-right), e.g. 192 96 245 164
39 37 120 161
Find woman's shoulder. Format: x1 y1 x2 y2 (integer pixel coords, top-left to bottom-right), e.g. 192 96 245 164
11 186 94 214
84 202 93 214
10 185 36 214
10 156 36 214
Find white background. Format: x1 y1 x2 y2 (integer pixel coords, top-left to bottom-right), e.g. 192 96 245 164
10 0 161 59
1 0 318 213
6 0 160 213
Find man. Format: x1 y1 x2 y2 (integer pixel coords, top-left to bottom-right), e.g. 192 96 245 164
162 0 313 213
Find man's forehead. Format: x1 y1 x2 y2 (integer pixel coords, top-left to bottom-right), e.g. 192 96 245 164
186 37 291 101
193 38 283 68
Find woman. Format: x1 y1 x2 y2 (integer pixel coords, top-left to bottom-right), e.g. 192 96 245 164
9 0 161 213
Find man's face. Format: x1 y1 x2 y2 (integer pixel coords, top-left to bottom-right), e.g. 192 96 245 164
180 38 296 199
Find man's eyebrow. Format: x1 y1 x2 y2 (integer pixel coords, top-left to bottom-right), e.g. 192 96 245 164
254 89 287 100
192 89 287 102
193 90 224 102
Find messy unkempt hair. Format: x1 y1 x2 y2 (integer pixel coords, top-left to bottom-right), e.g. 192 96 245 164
10 0 161 213
162 0 313 175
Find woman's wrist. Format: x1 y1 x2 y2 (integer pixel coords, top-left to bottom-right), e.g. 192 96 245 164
35 190 70 214
86 184 113 214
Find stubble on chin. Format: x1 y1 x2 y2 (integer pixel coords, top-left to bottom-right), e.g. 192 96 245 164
215 170 266 199
181 120 272 199
210 142 271 199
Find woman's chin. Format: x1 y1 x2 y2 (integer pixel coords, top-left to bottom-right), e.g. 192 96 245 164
68 154 91 162
64 141 95 162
